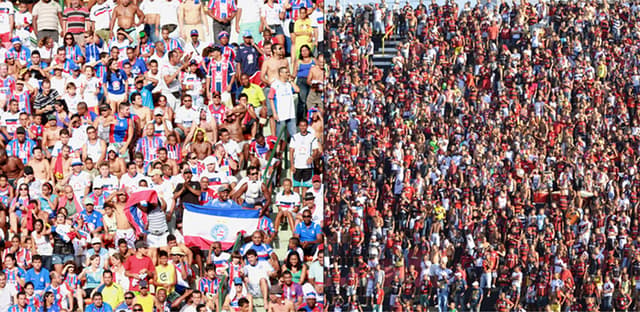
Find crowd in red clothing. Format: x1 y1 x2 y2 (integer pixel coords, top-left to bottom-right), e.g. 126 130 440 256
324 0 640 311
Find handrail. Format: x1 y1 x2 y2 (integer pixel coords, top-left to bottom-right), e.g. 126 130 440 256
261 127 287 185
218 234 244 310
382 25 395 55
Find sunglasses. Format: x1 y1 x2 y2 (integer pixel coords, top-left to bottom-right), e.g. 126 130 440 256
303 215 312 218
20 188 28 191
125 297 134 300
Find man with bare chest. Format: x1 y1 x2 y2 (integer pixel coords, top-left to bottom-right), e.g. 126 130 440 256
28 146 52 182
0 150 24 184
267 285 295 312
110 0 145 46
107 146 126 178
221 103 248 143
156 148 179 175
191 129 212 160
109 189 136 248
178 0 209 41
42 117 61 157
260 43 289 134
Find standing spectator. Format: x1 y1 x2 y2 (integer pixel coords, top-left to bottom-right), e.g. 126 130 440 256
268 65 299 137
32 0 63 41
62 0 90 47
235 0 262 43
289 119 319 195
207 0 236 45
0 0 14 49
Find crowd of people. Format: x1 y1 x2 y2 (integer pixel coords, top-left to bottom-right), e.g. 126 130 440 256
0 0 326 310
324 0 640 311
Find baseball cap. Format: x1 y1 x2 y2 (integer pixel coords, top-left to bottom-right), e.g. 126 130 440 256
93 181 103 189
304 193 315 200
190 29 199 36
203 156 216 165
107 145 118 153
218 185 230 193
217 31 229 39
90 237 102 245
305 293 317 300
233 277 243 285
312 175 321 183
135 241 148 249
71 158 83 166
139 280 149 289
15 127 25 134
11 37 20 45
153 107 164 116
84 197 94 206
242 30 252 38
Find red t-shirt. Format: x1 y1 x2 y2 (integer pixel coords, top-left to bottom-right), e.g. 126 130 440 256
124 255 155 291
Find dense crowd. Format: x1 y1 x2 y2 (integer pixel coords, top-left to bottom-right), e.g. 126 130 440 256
0 0 326 311
324 0 640 311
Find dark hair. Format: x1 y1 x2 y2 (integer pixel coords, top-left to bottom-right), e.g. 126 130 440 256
245 249 257 257
285 252 303 271
158 250 168 258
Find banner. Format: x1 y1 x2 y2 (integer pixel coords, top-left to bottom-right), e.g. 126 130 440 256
183 202 260 250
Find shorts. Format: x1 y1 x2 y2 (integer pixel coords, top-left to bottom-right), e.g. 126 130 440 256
116 228 136 248
0 32 11 47
270 25 285 36
147 231 169 248
108 92 127 104
293 168 313 188
52 253 74 265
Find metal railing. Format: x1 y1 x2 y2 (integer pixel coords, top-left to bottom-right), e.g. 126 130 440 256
381 25 395 55
261 127 288 185
217 234 244 310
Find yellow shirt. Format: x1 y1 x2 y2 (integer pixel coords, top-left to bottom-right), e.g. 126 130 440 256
242 83 267 108
294 18 313 46
136 293 155 312
99 283 124 310
156 263 176 294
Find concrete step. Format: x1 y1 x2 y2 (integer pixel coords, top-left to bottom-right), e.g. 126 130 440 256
372 61 393 67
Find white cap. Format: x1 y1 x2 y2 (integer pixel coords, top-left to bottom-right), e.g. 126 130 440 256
90 237 102 245
203 156 216 165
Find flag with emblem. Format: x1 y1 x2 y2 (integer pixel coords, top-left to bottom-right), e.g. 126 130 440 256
183 202 260 250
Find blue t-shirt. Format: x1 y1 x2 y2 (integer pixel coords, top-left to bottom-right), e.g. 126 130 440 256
25 267 50 291
126 58 148 75
103 69 127 94
294 222 322 243
235 44 260 76
79 209 104 231
85 303 113 312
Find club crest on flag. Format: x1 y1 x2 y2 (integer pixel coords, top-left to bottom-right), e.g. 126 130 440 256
211 224 230 241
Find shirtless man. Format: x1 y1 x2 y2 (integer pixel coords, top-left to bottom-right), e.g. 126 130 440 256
110 0 145 45
306 54 325 111
131 93 152 129
108 188 136 248
190 129 212 160
260 43 289 134
0 150 24 184
155 148 179 175
221 103 248 143
107 146 127 178
178 0 209 41
54 145 73 183
28 146 52 182
42 116 62 157
267 285 295 312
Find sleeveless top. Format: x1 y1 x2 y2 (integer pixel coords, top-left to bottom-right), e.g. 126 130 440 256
85 139 103 162
156 264 175 293
84 268 104 289
244 180 264 204
97 120 110 142
297 60 315 79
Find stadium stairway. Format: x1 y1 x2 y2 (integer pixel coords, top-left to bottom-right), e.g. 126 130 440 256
372 34 402 70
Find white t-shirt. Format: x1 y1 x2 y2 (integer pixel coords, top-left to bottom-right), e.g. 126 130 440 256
243 261 273 296
238 0 261 24
89 0 114 30
268 79 296 121
120 173 142 193
139 0 162 15
174 105 199 129
68 171 92 201
160 63 181 93
83 76 102 108
261 2 283 26
0 1 15 34
0 285 16 311
290 132 318 169
159 0 180 27
69 124 90 151
310 8 324 43
93 174 119 193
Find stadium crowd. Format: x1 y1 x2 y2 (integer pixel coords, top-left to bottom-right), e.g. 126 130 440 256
0 0 326 311
324 0 640 311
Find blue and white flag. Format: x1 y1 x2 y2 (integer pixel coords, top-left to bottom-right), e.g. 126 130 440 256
183 202 260 250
